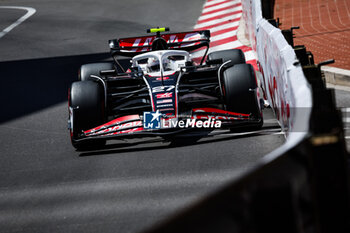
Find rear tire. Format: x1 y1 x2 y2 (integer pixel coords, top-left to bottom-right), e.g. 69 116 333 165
69 81 106 150
79 62 114 81
222 63 263 131
207 49 246 65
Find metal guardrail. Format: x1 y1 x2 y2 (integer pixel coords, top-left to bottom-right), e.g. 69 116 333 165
140 2 350 233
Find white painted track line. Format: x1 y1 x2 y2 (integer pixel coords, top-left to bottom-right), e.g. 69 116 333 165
207 21 240 32
210 30 238 41
204 0 229 7
208 41 242 51
198 6 242 21
194 13 241 29
203 1 241 13
0 6 36 39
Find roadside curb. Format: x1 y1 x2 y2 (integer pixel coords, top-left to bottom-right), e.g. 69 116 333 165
322 66 350 87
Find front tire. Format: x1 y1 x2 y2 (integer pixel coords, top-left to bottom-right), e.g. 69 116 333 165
69 81 106 150
222 63 263 130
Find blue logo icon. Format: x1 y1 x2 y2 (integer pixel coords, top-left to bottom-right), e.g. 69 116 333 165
143 110 162 129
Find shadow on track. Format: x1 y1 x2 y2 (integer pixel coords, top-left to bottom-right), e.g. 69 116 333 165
0 53 113 123
78 127 282 157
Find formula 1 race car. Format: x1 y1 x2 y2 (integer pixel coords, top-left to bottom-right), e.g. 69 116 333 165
68 27 263 150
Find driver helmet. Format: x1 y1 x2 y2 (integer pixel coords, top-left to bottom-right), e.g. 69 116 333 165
163 57 175 71
147 57 160 73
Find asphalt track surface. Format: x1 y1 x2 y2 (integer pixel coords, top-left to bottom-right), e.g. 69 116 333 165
0 0 316 232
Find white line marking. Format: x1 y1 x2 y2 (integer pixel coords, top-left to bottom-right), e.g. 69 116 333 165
199 6 242 21
0 6 36 39
203 1 240 13
207 21 240 32
204 0 229 7
208 40 243 51
210 30 238 41
194 13 241 29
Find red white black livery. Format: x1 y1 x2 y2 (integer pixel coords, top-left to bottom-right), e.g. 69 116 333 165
68 27 263 150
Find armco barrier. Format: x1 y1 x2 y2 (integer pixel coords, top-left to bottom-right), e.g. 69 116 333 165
140 0 350 232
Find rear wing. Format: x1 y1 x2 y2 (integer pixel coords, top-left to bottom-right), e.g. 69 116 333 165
109 30 210 57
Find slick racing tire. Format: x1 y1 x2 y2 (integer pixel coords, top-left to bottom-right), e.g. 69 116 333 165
79 62 114 81
69 81 106 150
222 63 263 131
207 49 246 65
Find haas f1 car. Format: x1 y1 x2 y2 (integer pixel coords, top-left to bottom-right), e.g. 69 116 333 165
68 27 263 150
